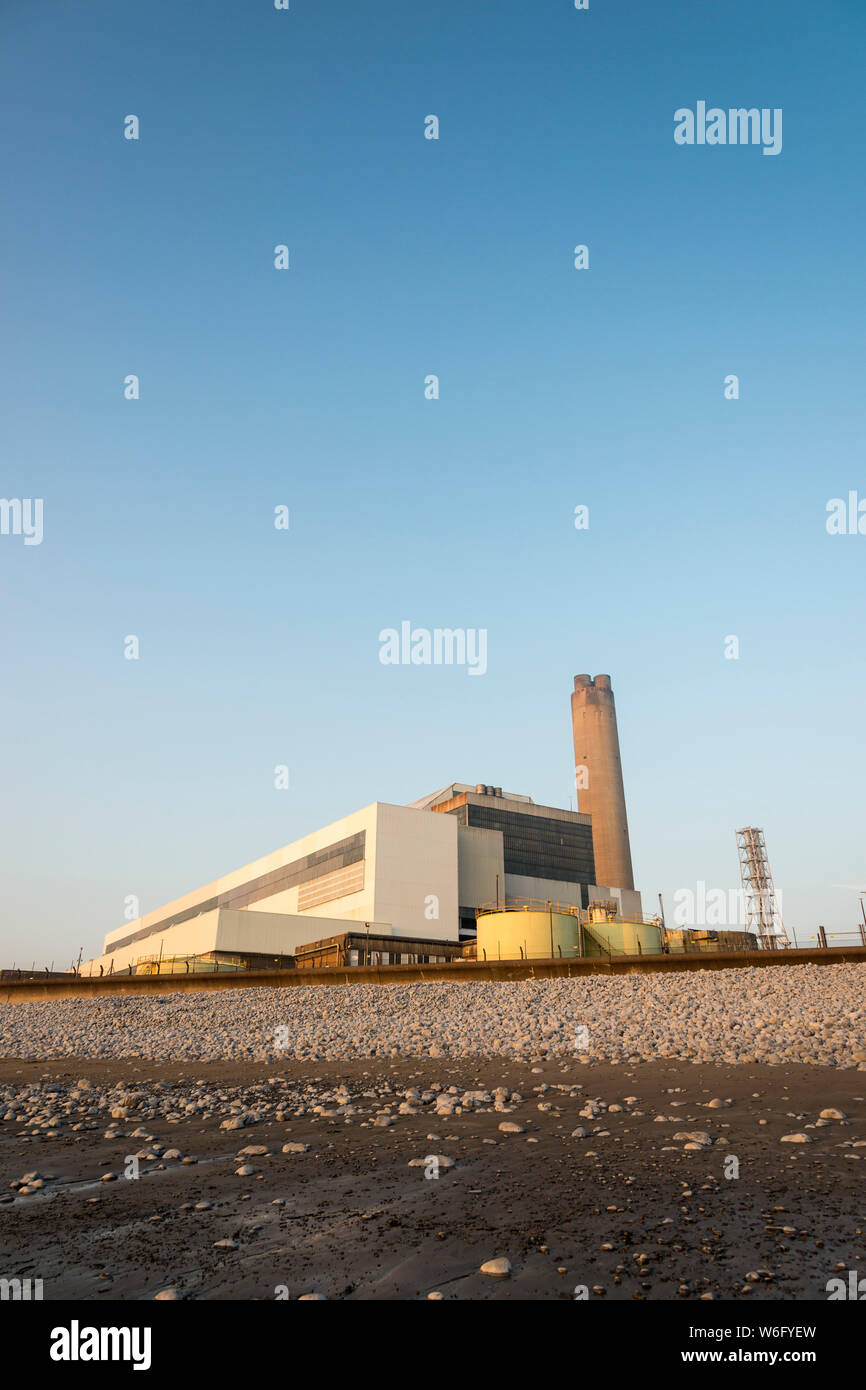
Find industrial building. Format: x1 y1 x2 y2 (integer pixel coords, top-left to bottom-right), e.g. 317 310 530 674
83 673 648 975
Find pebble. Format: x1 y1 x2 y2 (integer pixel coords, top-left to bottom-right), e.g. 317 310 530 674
1 965 863 1066
480 1257 512 1277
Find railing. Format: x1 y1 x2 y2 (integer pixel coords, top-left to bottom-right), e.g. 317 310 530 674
132 954 249 976
475 898 659 926
475 898 583 918
800 928 866 949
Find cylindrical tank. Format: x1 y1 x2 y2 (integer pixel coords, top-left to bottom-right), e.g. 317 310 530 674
582 920 663 956
475 909 664 961
476 910 581 962
571 673 634 891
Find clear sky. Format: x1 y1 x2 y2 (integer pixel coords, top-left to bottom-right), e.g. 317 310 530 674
2 0 864 966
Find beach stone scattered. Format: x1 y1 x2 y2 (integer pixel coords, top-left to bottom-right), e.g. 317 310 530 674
1 964 864 1067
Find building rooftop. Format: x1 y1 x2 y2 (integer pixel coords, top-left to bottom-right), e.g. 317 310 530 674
408 783 535 811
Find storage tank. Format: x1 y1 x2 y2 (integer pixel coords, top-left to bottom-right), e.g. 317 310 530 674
582 919 663 956
476 909 581 962
476 907 664 961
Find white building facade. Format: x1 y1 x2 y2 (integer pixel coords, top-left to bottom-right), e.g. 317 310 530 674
84 786 641 974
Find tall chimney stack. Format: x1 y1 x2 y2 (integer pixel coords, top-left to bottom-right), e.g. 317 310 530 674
571 673 634 891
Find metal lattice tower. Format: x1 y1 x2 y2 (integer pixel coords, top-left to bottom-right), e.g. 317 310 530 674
736 827 788 948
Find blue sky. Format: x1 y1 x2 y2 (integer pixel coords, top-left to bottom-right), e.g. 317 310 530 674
2 0 864 964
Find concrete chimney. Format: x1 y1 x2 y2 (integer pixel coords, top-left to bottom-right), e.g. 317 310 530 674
571 673 634 891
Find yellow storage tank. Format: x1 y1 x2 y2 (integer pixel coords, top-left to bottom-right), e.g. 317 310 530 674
476 907 664 961
476 909 580 962
583 919 663 956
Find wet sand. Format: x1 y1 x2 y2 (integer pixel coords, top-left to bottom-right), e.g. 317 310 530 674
1 1057 863 1301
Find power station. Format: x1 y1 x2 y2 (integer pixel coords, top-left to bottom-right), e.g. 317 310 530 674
78 672 748 976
